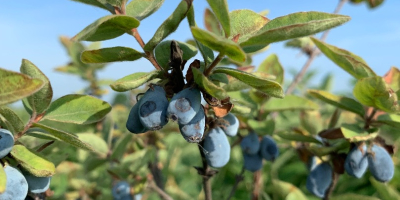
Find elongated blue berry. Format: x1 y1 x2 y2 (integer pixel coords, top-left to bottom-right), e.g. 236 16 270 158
306 162 332 198
126 99 147 134
179 107 205 143
240 132 260 155
203 128 231 168
368 144 394 182
243 153 263 172
168 87 201 124
138 86 169 130
0 128 14 159
0 166 28 200
344 144 368 178
259 135 279 161
22 170 51 194
112 181 131 200
221 113 239 137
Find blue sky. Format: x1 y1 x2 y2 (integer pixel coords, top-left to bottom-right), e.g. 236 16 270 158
1 0 400 103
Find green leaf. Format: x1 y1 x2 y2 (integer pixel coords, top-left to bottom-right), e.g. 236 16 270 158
104 0 125 7
110 71 163 92
376 114 400 128
353 76 399 113
383 67 400 92
263 95 318 111
311 38 376 79
257 54 284 84
331 194 380 200
26 128 62 141
341 123 377 142
33 123 95 152
213 67 283 98
111 134 132 161
72 15 140 42
126 0 164 21
41 94 111 124
154 40 198 70
0 106 24 135
77 133 108 157
231 102 251 115
191 27 246 62
71 0 113 12
206 0 230 36
143 0 193 51
370 177 400 200
241 12 350 53
81 46 143 63
229 9 269 43
0 68 44 105
247 119 274 135
192 68 228 100
10 145 55 177
277 131 322 144
20 59 53 114
308 139 349 157
308 89 365 117
0 165 5 193
204 8 222 36
272 179 308 200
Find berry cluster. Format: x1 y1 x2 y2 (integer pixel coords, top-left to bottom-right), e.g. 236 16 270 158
240 133 279 172
0 129 51 200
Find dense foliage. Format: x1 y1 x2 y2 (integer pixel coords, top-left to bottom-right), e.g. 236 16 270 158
0 0 399 200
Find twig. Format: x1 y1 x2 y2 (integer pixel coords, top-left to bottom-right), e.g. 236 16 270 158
199 145 213 200
323 172 339 200
204 53 225 76
36 141 55 153
226 166 245 200
285 0 348 95
148 160 165 190
147 180 173 200
15 112 42 140
251 170 262 200
130 28 162 71
364 108 377 129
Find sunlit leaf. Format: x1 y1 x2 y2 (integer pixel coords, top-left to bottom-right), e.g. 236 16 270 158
229 9 269 43
206 0 230 36
192 68 228 100
257 54 284 84
110 71 163 92
11 145 55 177
81 46 143 63
126 0 164 20
0 106 24 135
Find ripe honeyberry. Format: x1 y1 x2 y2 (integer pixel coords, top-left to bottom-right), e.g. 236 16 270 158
112 181 132 200
240 132 260 155
167 87 201 124
367 144 394 182
0 128 14 159
221 113 239 137
126 99 147 134
259 135 279 161
138 85 169 130
0 166 28 200
22 170 51 194
203 127 231 168
243 153 263 172
179 107 205 143
306 162 332 198
344 144 368 178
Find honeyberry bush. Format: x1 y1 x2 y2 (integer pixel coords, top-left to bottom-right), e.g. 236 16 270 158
1 0 399 199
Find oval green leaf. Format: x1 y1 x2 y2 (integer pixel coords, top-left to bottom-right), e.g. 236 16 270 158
0 106 24 135
204 8 223 36
229 9 269 43
81 46 143 63
111 134 132 161
241 12 351 53
206 0 230 36
213 67 283 98
33 123 96 152
20 59 53 114
143 0 193 52
0 68 44 106
71 0 114 12
257 54 284 84
277 131 322 144
272 180 308 200
311 37 376 80
11 145 55 177
353 76 400 113
340 123 377 142
263 95 318 111
72 15 140 42
154 40 198 70
77 133 109 157
126 0 164 21
41 94 112 124
110 70 163 92
370 177 400 200
191 27 246 62
192 68 228 100
308 89 365 117
376 114 400 128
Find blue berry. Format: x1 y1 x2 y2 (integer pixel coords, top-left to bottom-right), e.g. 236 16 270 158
126 99 147 134
0 166 28 200
112 181 131 200
368 144 394 182
259 135 279 161
179 107 205 143
243 153 263 172
167 87 201 124
0 128 14 159
138 85 169 130
240 132 260 155
203 128 231 168
306 162 332 198
344 144 368 178
221 113 239 137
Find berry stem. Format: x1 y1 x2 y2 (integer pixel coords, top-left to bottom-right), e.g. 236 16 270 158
226 166 245 200
198 145 213 200
251 170 262 200
148 180 173 200
323 172 339 200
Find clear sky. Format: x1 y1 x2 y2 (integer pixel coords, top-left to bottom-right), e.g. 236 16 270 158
1 0 400 103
